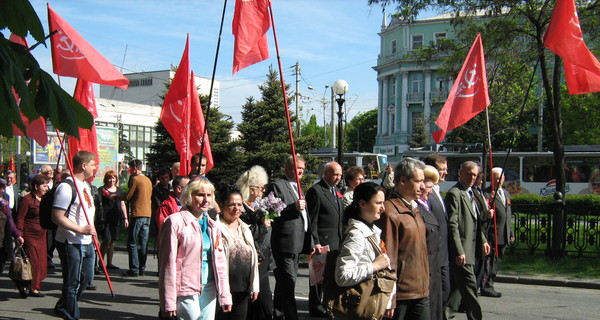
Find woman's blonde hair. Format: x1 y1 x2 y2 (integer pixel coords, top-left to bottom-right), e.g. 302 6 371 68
423 165 440 185
180 178 215 208
235 165 269 201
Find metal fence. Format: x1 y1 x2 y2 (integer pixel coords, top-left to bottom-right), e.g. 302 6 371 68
508 202 600 257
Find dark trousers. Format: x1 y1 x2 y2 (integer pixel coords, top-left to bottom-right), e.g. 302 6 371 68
272 251 299 320
395 297 431 320
216 291 250 320
481 244 505 290
441 262 451 304
446 263 482 320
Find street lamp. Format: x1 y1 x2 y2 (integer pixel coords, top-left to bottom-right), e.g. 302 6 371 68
333 79 348 166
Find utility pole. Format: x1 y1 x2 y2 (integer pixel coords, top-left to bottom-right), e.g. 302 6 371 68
330 86 335 149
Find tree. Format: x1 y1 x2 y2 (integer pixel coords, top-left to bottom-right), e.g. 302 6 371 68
238 66 320 178
345 109 378 152
1 1 93 138
409 118 427 148
118 120 134 163
369 0 600 194
146 119 179 173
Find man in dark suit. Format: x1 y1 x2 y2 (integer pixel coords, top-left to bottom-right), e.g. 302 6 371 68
268 155 308 320
423 153 450 305
306 161 344 317
482 167 514 298
445 161 490 320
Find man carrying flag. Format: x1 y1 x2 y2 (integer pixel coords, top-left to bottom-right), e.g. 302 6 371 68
432 33 490 143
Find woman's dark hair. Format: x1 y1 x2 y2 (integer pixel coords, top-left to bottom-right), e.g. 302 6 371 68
217 184 242 206
31 174 50 191
344 182 385 223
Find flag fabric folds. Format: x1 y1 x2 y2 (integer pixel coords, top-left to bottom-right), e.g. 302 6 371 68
189 73 214 173
8 34 49 147
47 4 129 89
160 36 191 176
432 33 490 143
68 79 99 165
232 0 271 74
544 0 600 95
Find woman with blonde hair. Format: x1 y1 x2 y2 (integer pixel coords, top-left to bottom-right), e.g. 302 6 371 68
159 178 232 320
416 165 443 320
235 166 272 320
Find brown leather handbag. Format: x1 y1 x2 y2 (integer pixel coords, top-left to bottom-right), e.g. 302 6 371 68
9 245 32 282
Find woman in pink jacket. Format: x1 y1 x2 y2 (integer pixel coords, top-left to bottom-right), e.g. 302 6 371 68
159 178 232 320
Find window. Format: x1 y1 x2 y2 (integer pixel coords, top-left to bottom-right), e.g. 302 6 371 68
434 32 446 45
437 78 445 91
412 73 422 93
411 111 423 132
129 79 140 87
411 34 423 50
523 157 554 182
391 40 397 54
140 78 153 86
391 77 396 96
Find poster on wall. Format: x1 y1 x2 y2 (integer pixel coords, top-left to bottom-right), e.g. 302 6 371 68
33 133 66 165
95 126 119 186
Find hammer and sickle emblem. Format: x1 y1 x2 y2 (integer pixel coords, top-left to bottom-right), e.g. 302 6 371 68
56 31 85 60
169 100 184 123
464 64 478 88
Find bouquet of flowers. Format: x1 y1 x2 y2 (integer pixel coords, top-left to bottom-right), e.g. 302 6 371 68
251 191 287 220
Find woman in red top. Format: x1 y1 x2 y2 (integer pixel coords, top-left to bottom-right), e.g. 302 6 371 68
16 174 50 297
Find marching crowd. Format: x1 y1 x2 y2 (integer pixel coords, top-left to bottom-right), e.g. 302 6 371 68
0 150 513 320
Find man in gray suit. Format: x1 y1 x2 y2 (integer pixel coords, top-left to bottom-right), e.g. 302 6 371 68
482 167 514 298
306 161 344 317
445 161 490 320
268 155 308 320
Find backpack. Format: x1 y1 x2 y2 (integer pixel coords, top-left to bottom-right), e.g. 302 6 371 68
39 180 77 230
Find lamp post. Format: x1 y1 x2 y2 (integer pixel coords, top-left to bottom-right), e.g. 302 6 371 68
333 79 348 166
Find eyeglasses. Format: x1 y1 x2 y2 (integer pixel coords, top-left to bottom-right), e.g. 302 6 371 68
251 186 266 192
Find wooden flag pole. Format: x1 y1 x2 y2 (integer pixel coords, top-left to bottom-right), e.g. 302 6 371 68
268 1 303 195
485 108 499 257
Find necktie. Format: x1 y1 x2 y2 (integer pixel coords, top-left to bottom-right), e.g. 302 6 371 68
468 189 479 216
417 199 429 211
331 188 339 206
497 189 506 206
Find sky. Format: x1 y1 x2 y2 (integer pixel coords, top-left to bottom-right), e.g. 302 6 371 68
21 0 390 126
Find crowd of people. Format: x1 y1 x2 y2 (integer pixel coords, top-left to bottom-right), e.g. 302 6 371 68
0 150 514 320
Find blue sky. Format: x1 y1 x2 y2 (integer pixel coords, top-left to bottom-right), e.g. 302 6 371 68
24 0 390 125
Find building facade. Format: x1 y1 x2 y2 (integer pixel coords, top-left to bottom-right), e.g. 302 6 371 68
99 70 220 108
373 14 454 163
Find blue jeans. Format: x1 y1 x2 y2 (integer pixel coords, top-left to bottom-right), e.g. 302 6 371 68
127 217 150 273
55 242 95 320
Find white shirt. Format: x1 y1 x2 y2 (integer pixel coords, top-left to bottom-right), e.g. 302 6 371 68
54 177 95 245
5 184 15 209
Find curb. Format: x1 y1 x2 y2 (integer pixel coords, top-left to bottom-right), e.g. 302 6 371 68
496 275 600 290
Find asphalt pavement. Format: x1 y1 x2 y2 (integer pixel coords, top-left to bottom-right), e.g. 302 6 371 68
1 249 598 319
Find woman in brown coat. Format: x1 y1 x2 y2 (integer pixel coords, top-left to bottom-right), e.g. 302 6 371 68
16 174 50 297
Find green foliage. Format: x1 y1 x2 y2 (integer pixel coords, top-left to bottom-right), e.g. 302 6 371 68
501 255 600 279
146 119 179 173
238 66 320 179
345 109 378 152
511 194 600 215
409 118 427 148
0 3 93 138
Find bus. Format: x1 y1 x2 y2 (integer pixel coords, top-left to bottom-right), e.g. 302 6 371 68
308 149 388 180
401 146 600 196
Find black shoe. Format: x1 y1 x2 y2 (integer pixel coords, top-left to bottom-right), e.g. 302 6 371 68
107 264 120 270
481 288 502 298
139 270 144 276
309 305 329 318
29 290 45 297
87 285 97 291
18 287 28 298
47 262 56 269
122 270 139 277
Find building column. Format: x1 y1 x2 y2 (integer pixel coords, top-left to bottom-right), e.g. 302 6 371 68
382 77 389 135
400 71 409 133
377 78 383 135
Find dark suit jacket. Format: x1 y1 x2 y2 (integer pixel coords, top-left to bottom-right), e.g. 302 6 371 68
484 187 513 246
428 189 449 266
268 178 308 254
418 202 441 273
445 182 487 265
306 179 344 251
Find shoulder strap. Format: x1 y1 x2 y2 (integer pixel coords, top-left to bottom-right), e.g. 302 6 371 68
366 234 383 257
62 180 77 211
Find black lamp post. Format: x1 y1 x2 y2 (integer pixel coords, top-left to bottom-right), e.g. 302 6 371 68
333 79 348 166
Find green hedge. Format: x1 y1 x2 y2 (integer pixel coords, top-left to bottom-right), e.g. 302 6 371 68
511 194 600 215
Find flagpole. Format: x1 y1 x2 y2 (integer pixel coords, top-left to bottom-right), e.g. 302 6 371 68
54 129 116 297
485 108 499 257
267 1 303 195
197 0 229 176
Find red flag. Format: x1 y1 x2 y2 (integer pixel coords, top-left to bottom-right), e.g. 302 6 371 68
47 4 129 89
160 36 191 176
190 72 214 173
432 33 490 143
544 0 600 95
232 0 271 74
68 80 99 165
8 155 16 172
8 34 49 147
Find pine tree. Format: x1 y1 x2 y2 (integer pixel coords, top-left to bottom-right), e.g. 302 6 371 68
409 118 427 148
